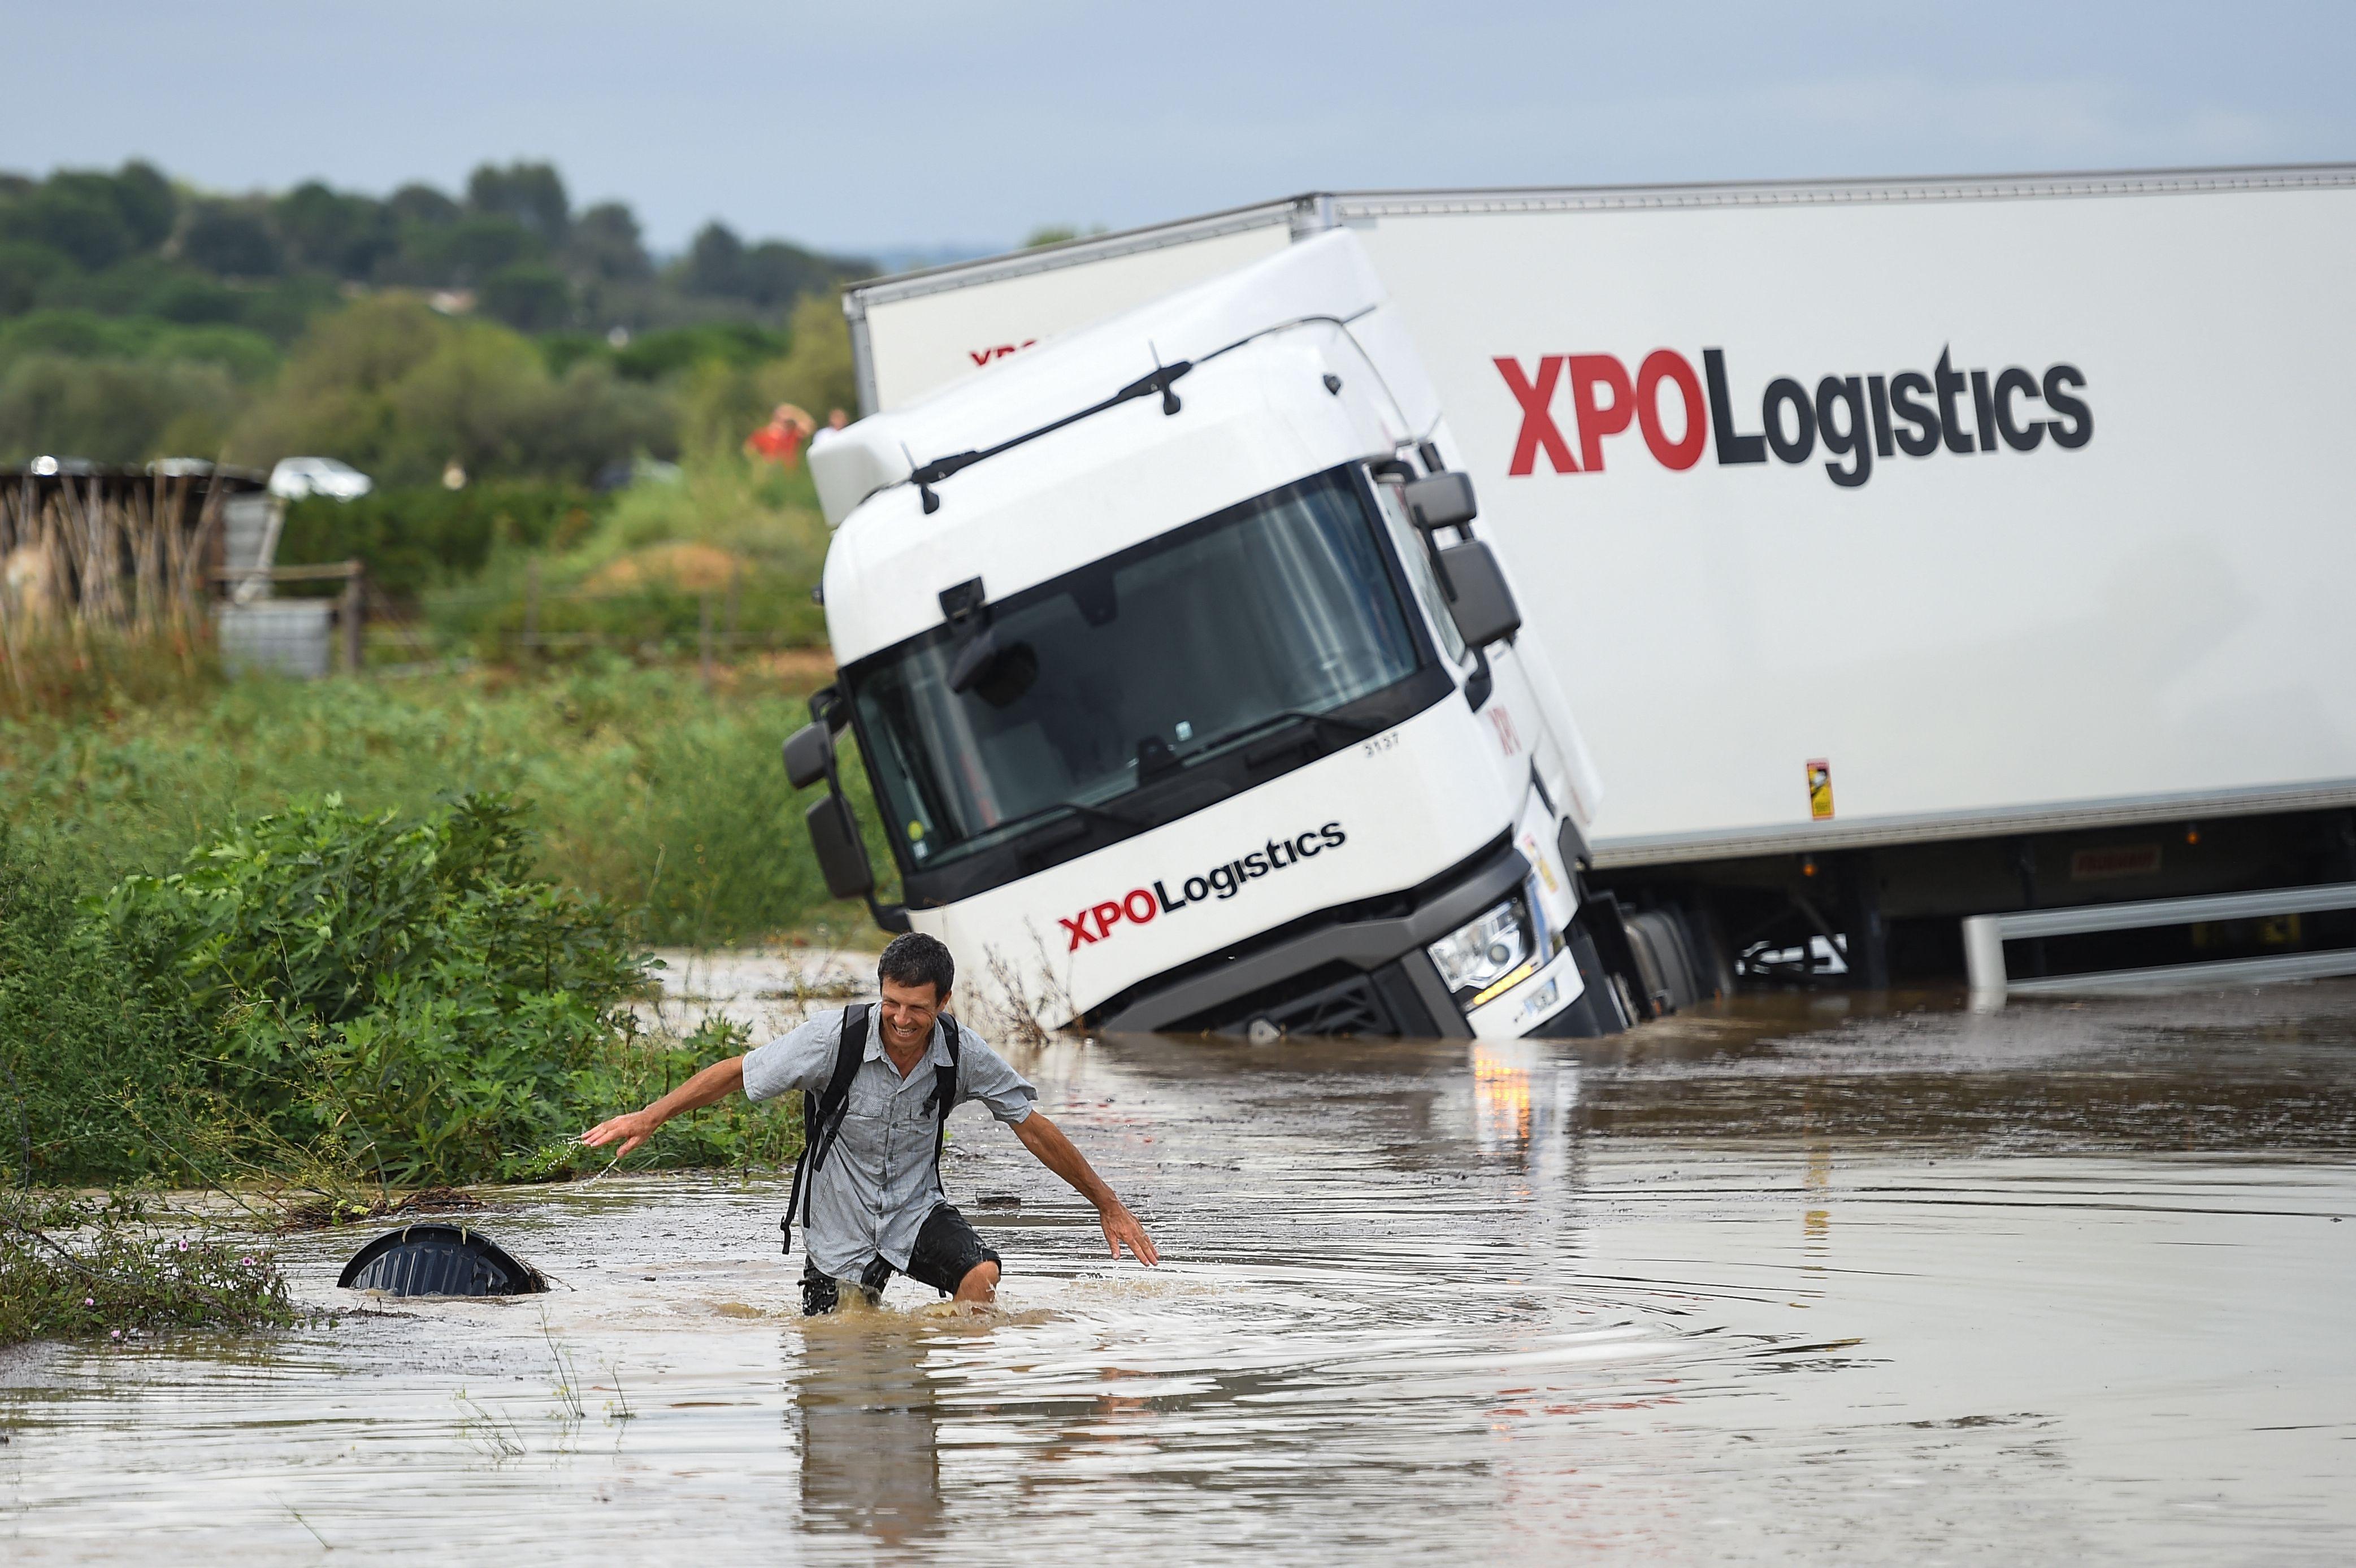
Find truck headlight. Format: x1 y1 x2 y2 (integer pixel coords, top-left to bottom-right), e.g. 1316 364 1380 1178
1426 896 1537 1006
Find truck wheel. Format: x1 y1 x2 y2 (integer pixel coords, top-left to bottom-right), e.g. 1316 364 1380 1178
1622 908 1708 1014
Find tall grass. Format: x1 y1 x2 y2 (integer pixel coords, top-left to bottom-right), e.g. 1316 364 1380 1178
0 624 219 724
1 654 895 948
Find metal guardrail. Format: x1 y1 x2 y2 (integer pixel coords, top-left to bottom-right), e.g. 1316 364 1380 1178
1963 882 2356 998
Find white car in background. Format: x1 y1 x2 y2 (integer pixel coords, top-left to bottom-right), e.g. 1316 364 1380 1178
268 457 374 502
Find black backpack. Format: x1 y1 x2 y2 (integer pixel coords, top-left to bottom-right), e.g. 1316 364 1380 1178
779 1004 962 1257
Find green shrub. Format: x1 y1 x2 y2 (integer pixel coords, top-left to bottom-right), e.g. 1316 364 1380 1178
570 451 828 572
3 774 822 1193
100 792 650 1185
278 481 606 598
0 828 199 1183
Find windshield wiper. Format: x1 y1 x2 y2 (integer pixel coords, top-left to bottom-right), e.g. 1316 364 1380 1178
1005 798 1145 866
1191 708 1382 763
911 359 1192 509
1005 797 1144 853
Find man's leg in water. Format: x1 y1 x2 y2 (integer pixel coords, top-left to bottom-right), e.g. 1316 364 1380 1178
954 1260 999 1304
801 1263 840 1317
908 1204 1001 1305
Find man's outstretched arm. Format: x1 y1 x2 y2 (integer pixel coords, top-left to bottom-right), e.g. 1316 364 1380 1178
581 1055 747 1157
1009 1111 1159 1266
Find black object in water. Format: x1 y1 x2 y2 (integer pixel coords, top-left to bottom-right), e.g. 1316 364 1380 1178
338 1224 546 1297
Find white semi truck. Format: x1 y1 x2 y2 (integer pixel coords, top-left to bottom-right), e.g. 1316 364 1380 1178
786 166 2356 1038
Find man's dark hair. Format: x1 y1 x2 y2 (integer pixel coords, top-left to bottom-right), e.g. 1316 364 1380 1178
877 931 955 1002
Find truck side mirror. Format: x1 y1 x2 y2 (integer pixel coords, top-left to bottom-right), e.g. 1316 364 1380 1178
782 723 834 790
1403 471 1478 532
805 793 877 900
1437 540 1521 647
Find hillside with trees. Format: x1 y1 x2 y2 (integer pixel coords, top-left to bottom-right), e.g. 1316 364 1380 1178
0 159 873 476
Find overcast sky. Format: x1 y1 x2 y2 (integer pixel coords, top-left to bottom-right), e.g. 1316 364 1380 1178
7 2 2351 257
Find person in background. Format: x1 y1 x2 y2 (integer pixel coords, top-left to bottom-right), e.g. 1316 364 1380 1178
747 402 818 468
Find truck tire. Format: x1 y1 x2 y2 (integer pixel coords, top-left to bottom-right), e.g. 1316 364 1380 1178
1622 908 1706 1014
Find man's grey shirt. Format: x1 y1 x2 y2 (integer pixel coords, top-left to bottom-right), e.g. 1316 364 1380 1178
743 1007 1036 1282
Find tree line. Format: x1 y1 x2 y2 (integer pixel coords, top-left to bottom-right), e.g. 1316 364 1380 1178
0 160 871 478
0 158 869 334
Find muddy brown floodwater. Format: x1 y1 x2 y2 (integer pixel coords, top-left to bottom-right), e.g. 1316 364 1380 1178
6 983 2356 1563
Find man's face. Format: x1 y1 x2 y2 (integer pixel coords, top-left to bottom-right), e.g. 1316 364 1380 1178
877 977 944 1053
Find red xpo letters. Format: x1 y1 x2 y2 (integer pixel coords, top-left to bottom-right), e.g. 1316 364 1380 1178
1495 351 1708 476
967 340 1038 367
1492 346 2090 488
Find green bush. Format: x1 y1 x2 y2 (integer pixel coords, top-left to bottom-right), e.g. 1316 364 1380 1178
593 452 824 557
2 768 824 1193
278 481 605 598
0 828 197 1182
672 295 860 454
100 792 651 1185
481 263 574 332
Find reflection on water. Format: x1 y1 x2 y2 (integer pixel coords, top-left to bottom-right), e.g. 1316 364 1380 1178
3 983 2355 1562
793 1315 941 1546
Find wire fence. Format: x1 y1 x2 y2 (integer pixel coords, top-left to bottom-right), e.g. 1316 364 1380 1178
410 560 828 685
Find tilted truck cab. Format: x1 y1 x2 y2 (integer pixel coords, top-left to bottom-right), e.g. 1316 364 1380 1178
791 234 1626 1040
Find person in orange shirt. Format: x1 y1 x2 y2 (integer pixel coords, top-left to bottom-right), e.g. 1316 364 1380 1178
746 402 818 467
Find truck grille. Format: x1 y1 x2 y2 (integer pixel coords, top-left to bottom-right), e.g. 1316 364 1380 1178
1170 959 1438 1040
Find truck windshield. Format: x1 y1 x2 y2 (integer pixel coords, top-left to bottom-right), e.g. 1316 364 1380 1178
848 468 1424 870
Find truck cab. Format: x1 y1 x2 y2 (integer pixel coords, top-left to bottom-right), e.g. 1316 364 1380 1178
790 234 1624 1040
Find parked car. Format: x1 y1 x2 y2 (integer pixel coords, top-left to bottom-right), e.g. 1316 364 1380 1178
268 457 374 502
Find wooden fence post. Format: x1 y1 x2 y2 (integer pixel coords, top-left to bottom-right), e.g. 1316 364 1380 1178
699 589 715 692
341 560 365 672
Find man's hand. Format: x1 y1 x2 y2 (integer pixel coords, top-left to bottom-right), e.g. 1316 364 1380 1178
1097 1200 1159 1266
580 1109 663 1158
1012 1110 1159 1268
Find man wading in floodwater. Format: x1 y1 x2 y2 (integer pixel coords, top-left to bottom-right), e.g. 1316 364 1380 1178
581 932 1157 1312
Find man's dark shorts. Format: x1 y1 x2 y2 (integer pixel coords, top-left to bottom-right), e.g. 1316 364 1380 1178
801 1203 1001 1315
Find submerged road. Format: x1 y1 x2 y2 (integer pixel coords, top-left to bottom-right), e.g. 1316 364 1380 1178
5 983 2354 1562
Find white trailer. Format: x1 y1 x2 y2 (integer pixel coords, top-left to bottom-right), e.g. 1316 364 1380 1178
796 167 2356 1031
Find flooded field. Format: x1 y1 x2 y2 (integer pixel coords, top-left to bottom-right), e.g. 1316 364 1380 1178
5 981 2354 1563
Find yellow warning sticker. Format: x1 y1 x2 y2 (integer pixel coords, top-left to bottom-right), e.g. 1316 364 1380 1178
1806 759 1834 821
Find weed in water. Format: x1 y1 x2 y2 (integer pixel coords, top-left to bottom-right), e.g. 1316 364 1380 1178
0 1191 296 1348
541 1309 587 1421
603 1361 636 1424
454 1387 527 1462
